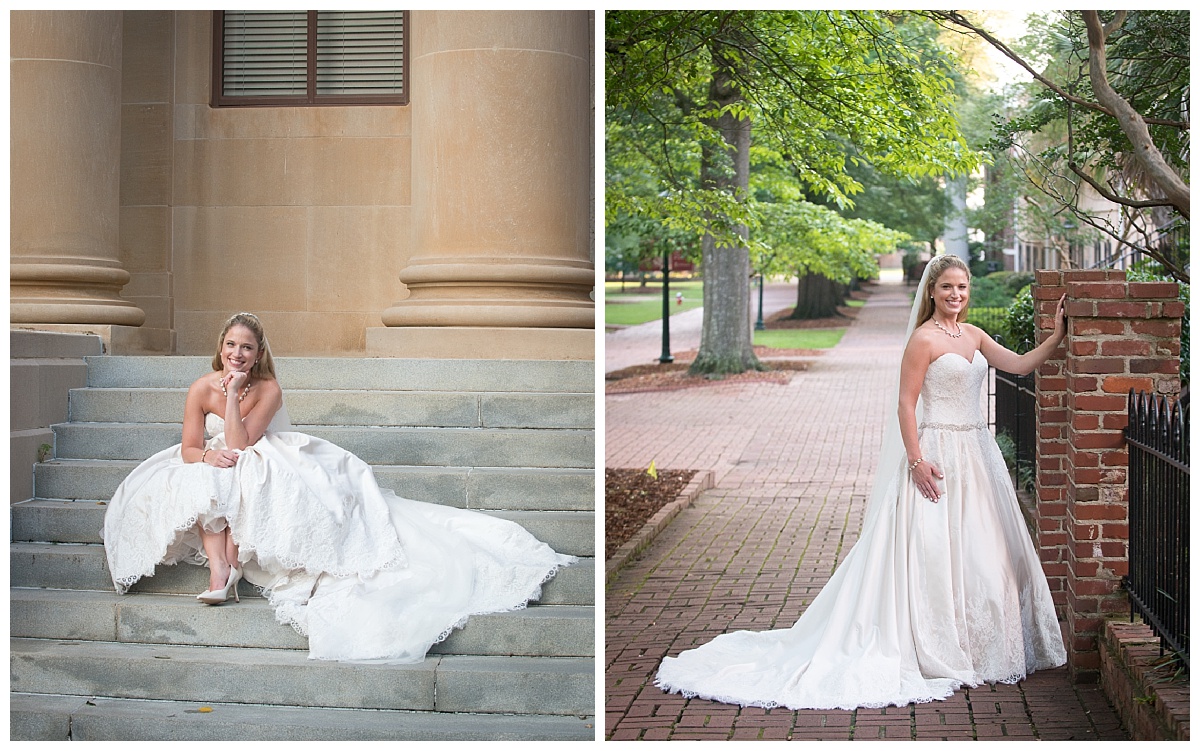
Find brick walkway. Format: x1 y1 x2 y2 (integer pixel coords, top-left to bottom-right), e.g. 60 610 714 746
604 279 1128 741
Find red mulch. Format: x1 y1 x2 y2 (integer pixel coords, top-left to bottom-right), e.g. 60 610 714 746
605 468 698 560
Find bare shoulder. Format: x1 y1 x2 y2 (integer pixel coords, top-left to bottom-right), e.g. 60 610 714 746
187 372 217 396
960 323 995 351
904 325 939 359
255 377 284 407
257 377 282 397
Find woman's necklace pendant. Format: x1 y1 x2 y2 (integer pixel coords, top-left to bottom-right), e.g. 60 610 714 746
933 319 963 338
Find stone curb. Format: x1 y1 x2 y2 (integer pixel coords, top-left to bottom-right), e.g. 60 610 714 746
604 470 714 583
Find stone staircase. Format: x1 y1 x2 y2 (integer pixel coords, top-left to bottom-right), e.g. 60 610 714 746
10 354 595 741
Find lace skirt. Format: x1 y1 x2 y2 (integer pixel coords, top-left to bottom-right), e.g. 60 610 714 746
103 429 575 662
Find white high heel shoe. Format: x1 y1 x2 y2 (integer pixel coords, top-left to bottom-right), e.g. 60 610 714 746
197 566 242 605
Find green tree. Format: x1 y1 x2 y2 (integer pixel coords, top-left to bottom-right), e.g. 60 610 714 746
607 10 981 374
754 201 908 318
928 10 1190 281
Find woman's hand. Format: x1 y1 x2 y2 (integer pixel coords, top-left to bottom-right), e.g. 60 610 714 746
204 448 240 469
222 370 248 394
911 458 944 503
1052 294 1067 340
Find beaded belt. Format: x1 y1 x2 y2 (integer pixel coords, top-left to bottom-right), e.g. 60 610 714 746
918 421 988 432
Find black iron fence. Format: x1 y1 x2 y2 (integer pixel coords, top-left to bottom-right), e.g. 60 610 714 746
990 336 1036 491
1125 389 1190 669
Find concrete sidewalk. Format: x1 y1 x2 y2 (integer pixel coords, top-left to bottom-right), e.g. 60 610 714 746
604 279 1128 741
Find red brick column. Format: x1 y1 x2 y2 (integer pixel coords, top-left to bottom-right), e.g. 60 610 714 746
1031 272 1069 613
1033 269 1183 684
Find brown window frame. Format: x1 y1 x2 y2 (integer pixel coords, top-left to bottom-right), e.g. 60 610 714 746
212 10 409 107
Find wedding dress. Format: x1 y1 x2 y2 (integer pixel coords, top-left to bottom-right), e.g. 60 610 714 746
103 406 575 663
655 350 1067 709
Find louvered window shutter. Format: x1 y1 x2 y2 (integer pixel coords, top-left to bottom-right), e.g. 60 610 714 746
316 11 405 96
215 10 408 106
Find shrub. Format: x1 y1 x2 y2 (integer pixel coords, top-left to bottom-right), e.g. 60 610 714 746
1002 284 1035 354
967 307 1007 337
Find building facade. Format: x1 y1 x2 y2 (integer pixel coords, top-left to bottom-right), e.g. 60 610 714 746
11 10 595 359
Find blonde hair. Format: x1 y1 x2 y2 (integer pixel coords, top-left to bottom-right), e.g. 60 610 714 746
916 255 971 327
211 312 276 380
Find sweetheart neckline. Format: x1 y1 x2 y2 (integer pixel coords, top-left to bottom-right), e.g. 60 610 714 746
931 350 985 367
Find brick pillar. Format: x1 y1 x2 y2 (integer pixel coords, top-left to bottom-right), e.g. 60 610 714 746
1035 269 1183 684
1031 271 1069 613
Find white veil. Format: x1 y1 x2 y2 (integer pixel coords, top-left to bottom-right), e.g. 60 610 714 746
860 260 937 526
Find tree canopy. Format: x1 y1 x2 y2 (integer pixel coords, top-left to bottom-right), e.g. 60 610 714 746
926 10 1190 281
606 10 982 373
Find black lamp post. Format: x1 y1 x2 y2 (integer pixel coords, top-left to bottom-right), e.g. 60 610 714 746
755 273 766 331
659 247 673 364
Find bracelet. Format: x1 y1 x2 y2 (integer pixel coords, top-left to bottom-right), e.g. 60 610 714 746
908 458 923 473
201 448 210 464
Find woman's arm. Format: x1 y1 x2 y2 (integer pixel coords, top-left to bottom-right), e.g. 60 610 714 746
221 375 282 450
898 331 945 502
180 379 209 464
976 294 1067 376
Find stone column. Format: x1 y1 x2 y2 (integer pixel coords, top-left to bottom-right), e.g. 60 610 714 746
10 11 145 330
369 10 593 360
1035 269 1183 683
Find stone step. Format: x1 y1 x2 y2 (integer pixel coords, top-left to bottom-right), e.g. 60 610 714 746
34 458 593 511
85 356 594 392
11 589 593 657
9 543 595 606
51 422 594 468
10 638 593 716
11 329 104 359
11 500 593 556
68 387 594 429
11 693 594 741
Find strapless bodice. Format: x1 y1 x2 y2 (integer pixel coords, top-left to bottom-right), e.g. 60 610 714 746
204 412 224 439
919 352 987 429
203 407 292 439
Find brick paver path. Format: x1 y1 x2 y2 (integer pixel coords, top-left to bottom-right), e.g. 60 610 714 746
605 279 1128 741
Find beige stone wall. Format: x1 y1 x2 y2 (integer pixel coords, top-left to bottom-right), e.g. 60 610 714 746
19 11 592 357
161 11 413 355
120 10 175 346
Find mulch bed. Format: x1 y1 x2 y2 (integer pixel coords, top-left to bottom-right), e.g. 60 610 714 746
605 468 697 560
605 355 810 394
762 301 862 329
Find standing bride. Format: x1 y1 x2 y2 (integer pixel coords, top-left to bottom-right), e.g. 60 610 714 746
103 312 574 663
656 255 1067 709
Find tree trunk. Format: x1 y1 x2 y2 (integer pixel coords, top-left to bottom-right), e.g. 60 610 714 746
1082 11 1190 220
790 271 845 319
689 36 761 375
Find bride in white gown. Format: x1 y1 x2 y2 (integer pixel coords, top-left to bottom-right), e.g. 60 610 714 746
656 256 1068 709
103 312 575 663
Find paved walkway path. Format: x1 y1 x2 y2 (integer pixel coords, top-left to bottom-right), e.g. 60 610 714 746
604 279 1128 741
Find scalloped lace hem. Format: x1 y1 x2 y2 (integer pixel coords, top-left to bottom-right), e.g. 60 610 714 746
654 676 961 711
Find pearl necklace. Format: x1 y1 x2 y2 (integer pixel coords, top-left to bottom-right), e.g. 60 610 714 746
219 376 252 402
932 318 963 338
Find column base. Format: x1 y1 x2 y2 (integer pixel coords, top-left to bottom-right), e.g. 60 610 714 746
366 326 594 360
10 324 174 355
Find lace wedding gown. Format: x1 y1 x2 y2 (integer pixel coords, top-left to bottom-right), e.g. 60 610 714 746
103 406 575 662
656 352 1066 709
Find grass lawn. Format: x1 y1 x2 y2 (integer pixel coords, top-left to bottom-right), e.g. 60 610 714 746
606 296 703 326
754 328 846 349
605 280 704 326
605 279 704 295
